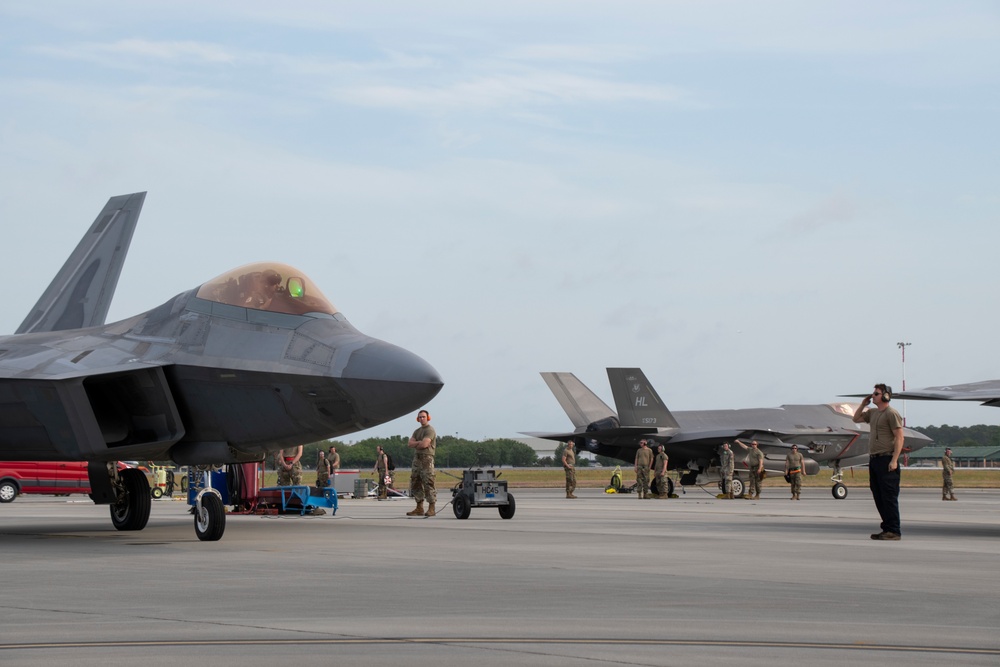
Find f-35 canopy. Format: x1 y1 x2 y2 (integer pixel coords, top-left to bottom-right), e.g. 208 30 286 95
195 262 338 316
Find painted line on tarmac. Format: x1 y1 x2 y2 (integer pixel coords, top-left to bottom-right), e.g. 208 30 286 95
2 637 998 657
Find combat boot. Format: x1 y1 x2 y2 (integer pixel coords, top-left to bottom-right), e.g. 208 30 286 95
424 503 436 517
406 501 424 516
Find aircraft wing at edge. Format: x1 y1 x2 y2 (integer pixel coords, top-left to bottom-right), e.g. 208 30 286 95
891 380 1000 406
16 192 146 334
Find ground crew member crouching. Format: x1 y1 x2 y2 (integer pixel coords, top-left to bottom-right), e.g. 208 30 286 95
562 440 577 499
942 447 957 501
315 450 331 488
635 440 653 499
785 444 804 500
277 445 303 486
653 444 669 499
407 409 437 517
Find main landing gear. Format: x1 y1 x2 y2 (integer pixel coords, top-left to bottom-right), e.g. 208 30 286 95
110 468 151 531
106 464 226 540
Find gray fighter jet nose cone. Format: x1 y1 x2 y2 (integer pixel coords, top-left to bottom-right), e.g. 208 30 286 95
344 339 443 387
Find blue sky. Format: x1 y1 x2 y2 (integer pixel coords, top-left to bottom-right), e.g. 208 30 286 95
1 1 998 439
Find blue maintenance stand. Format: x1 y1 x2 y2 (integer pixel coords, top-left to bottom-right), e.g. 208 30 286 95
260 485 338 515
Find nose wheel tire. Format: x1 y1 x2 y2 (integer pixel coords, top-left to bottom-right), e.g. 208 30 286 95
195 492 226 541
832 482 848 500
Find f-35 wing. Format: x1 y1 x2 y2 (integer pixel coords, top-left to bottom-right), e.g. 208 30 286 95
16 192 145 334
892 380 1000 407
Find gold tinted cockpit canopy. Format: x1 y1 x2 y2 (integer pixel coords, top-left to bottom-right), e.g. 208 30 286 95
195 262 338 316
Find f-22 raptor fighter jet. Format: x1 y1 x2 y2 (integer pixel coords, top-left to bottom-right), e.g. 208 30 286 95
525 368 930 499
0 193 442 540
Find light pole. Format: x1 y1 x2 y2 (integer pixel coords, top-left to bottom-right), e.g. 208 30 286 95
897 341 911 426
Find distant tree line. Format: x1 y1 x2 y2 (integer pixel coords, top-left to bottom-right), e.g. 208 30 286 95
911 424 1000 449
282 436 538 471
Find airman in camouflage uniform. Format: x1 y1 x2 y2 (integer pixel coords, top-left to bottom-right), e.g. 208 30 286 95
315 450 331 488
634 440 653 499
653 444 669 499
720 442 735 499
785 444 804 500
740 439 765 500
407 410 437 516
374 446 389 499
277 445 303 486
562 440 577 499
942 447 957 501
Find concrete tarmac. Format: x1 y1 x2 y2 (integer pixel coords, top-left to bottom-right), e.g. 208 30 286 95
2 486 999 666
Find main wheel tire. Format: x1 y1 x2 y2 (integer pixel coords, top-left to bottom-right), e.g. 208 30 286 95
195 492 226 541
110 468 151 531
0 481 18 503
731 478 745 498
832 482 848 500
151 487 164 499
498 493 515 520
453 494 471 520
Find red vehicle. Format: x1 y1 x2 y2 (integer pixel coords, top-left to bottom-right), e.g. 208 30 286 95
0 461 125 503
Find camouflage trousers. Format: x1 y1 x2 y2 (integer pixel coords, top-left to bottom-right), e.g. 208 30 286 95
636 466 650 496
747 470 763 497
315 471 330 488
653 473 668 498
278 461 302 486
943 474 954 497
565 469 576 495
789 472 802 496
410 464 436 504
723 470 734 494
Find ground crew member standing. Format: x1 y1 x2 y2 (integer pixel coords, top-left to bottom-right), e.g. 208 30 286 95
739 439 765 500
785 444 804 501
407 409 437 516
374 445 389 499
852 383 905 541
562 440 577 499
634 440 653 499
720 442 735 499
315 450 331 488
277 445 303 486
328 445 340 475
942 447 957 501
653 444 669 499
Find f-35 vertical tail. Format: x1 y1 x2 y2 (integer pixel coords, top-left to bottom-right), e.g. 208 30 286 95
540 372 617 428
607 368 681 429
17 192 145 334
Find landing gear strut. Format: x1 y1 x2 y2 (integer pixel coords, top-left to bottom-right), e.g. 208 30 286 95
831 463 849 500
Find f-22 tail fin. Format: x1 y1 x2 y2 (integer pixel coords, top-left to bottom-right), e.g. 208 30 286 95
17 192 145 334
607 368 680 430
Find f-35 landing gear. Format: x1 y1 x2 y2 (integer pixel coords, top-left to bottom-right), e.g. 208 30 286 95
830 462 849 500
110 467 151 531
